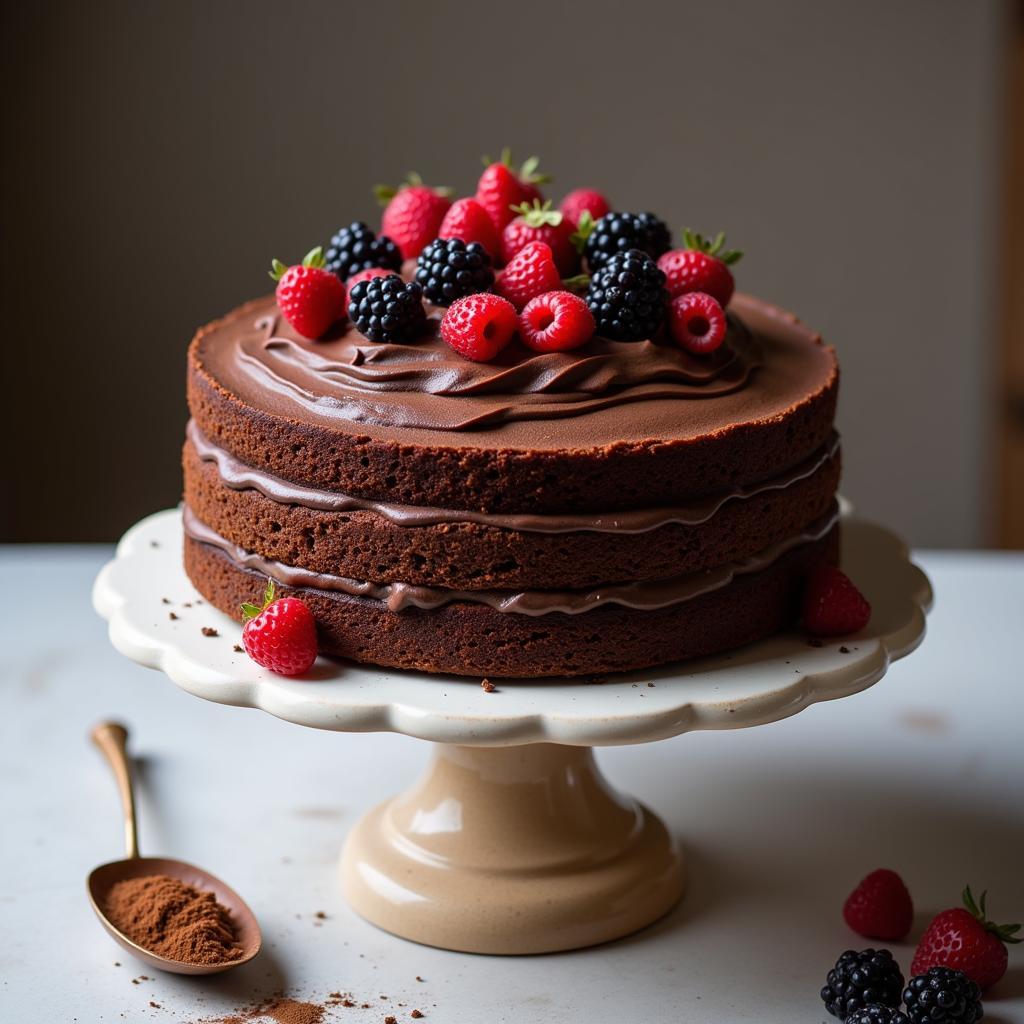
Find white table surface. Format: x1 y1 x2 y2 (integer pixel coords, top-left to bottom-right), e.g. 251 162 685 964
2 546 1022 1024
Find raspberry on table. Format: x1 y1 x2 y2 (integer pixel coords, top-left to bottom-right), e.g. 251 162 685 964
414 238 495 306
585 249 668 341
324 221 401 282
821 949 905 1020
240 580 318 677
802 566 872 637
348 274 427 344
844 869 914 942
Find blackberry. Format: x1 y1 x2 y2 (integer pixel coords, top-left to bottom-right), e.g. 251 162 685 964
585 249 668 341
821 949 905 1020
325 221 402 281
902 968 983 1024
348 274 426 344
415 238 494 306
847 1006 910 1024
583 211 671 271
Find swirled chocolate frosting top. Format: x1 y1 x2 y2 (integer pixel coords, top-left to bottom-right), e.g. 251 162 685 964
192 293 836 452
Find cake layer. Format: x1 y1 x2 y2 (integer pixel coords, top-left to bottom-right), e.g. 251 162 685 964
187 294 837 514
184 425 841 589
183 523 839 677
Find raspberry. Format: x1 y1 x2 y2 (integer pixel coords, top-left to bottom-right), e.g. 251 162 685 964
559 188 611 226
821 949 905 1020
438 197 501 258
585 249 668 341
348 274 427 344
581 211 671 271
476 149 549 231
414 238 494 306
501 200 577 275
658 229 742 305
346 267 392 289
668 291 727 355
802 566 872 637
440 293 517 362
844 870 914 942
376 174 452 260
324 221 401 281
494 241 563 311
241 581 318 677
903 968 983 1024
519 291 595 353
269 247 347 339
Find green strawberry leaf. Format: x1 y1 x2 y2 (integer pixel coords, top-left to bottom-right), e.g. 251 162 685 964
268 258 288 282
570 210 596 254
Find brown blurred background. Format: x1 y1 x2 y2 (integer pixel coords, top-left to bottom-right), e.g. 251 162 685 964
3 0 1022 547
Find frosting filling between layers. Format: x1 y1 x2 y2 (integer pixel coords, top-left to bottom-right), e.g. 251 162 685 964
183 504 839 616
187 419 840 535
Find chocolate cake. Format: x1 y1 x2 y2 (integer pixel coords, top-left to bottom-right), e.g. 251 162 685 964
183 287 839 677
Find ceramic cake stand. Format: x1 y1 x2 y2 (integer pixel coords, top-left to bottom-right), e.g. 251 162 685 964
93 508 931 955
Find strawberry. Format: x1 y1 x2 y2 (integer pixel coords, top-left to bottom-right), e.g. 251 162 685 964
519 291 595 353
912 886 1020 990
494 241 564 311
501 200 578 275
844 869 914 942
440 293 518 362
802 565 872 637
657 229 743 306
476 149 550 232
346 267 392 290
438 197 502 258
669 291 727 355
375 173 452 260
560 188 611 227
240 580 318 676
268 247 347 339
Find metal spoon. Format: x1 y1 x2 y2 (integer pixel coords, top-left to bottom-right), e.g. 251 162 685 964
86 721 262 975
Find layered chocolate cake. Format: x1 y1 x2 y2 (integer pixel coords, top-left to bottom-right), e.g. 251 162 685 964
183 165 842 677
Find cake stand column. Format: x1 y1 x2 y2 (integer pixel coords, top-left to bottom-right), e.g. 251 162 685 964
340 741 685 955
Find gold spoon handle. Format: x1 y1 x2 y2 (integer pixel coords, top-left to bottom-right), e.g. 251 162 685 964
90 721 139 860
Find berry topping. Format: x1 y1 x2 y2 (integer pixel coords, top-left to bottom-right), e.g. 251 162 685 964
440 293 518 362
438 197 502 258
903 967 983 1024
269 247 347 340
346 267 392 289
348 273 427 344
585 249 668 341
846 1008 909 1024
375 173 452 260
324 221 401 281
802 566 872 637
844 869 915 942
821 949 905 1020
560 188 612 226
911 886 1020 990
668 291 727 355
658 229 743 305
414 237 495 306
519 291 596 353
476 149 550 231
494 241 563 311
240 580 317 677
580 211 671 271
501 200 578 275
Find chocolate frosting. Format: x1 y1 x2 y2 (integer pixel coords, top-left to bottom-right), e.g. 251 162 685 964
194 294 836 451
183 504 839 616
188 418 840 535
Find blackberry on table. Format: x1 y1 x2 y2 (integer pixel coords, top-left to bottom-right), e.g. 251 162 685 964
847 1006 910 1024
348 274 427 344
903 967 983 1024
415 238 494 306
583 211 671 271
585 249 668 341
821 949 905 1020
325 221 402 281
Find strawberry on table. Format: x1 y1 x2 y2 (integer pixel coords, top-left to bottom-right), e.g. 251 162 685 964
440 292 518 362
912 886 1020 990
501 200 578 275
240 580 318 677
438 197 502 259
476 149 550 232
658 229 743 305
560 188 612 226
519 290 595 353
375 173 452 260
802 565 872 637
269 247 347 339
844 869 914 942
494 241 564 311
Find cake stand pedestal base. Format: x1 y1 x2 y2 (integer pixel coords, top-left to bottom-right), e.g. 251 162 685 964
340 742 684 954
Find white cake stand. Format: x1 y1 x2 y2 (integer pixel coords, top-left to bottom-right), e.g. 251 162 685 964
93 508 931 955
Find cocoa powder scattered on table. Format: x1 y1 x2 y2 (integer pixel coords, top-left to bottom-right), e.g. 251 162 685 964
104 875 242 965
